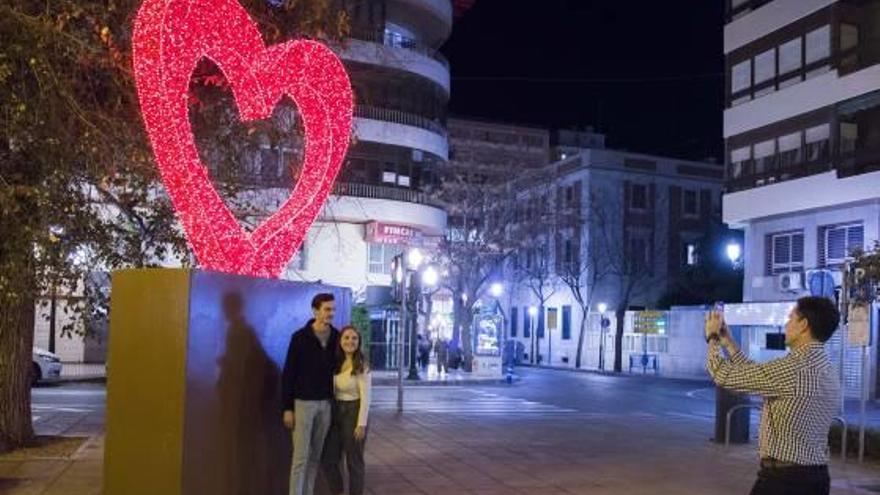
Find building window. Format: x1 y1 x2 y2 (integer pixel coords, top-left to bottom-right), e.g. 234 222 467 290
840 122 858 155
777 131 803 168
523 310 531 338
805 25 831 65
729 146 751 179
805 124 830 162
683 242 698 267
778 37 802 76
767 231 804 274
820 223 864 266
537 307 545 338
382 171 397 184
628 235 652 272
368 243 403 274
562 306 572 340
510 307 518 338
753 48 776 98
731 60 752 102
630 183 648 210
753 139 776 175
683 190 699 216
397 175 411 187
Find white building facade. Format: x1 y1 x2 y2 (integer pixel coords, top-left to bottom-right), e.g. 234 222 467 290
722 0 880 396
505 141 724 371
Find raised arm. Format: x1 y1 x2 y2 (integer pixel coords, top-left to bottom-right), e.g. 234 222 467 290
706 339 797 397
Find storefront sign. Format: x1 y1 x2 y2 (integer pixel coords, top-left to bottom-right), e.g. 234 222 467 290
365 222 442 248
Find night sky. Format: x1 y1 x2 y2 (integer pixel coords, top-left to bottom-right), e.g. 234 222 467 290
441 0 725 162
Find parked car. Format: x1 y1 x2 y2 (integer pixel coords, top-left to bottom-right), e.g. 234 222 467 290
32 347 62 385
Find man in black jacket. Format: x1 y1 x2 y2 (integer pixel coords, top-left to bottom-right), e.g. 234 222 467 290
282 293 339 495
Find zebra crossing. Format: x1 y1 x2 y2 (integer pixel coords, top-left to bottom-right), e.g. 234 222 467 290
371 387 584 419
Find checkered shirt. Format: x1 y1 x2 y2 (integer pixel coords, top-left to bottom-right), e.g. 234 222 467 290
707 341 841 465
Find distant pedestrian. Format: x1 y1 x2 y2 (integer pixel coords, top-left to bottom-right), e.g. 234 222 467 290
704 296 841 495
435 338 448 375
282 293 339 495
322 325 371 495
418 334 431 372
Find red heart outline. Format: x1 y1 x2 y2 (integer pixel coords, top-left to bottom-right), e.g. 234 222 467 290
132 0 353 278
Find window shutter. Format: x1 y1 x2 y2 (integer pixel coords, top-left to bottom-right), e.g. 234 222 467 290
562 306 572 340
523 311 531 338
573 181 582 211
555 232 563 273
511 307 518 337
848 225 864 256
537 307 545 338
818 226 828 267
792 233 804 270
765 234 773 275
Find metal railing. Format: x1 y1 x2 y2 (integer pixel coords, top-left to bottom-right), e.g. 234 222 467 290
333 182 443 207
354 105 447 137
348 28 450 70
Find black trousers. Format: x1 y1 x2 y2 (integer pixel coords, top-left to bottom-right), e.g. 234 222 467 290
750 464 829 495
322 400 366 495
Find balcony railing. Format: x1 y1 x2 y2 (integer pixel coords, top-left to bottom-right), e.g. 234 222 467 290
333 181 443 207
230 176 443 207
354 105 447 137
348 28 450 71
725 148 833 193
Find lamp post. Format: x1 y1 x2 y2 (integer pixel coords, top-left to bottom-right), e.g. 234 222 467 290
726 242 742 270
598 302 608 371
406 249 424 381
528 306 538 364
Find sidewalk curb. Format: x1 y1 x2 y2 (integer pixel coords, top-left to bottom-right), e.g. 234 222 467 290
517 364 713 385
52 376 107 385
373 378 514 387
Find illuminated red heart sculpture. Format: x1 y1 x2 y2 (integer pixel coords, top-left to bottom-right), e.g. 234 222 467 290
132 0 353 278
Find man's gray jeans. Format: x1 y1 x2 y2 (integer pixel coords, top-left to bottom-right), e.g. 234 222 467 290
289 399 332 495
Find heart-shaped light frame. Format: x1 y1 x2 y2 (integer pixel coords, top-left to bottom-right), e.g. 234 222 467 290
132 0 353 278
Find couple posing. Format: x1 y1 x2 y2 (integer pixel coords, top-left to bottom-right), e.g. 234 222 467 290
281 293 372 495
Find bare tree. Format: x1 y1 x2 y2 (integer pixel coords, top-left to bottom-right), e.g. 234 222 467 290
589 184 664 373
511 175 559 365
0 0 349 453
430 167 516 371
554 182 609 369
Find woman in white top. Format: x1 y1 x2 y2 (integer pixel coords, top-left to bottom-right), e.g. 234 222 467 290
321 325 371 495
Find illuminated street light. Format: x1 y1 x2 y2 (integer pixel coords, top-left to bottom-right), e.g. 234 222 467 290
490 282 504 298
528 306 538 317
597 302 607 314
726 243 742 264
422 265 439 287
407 248 424 270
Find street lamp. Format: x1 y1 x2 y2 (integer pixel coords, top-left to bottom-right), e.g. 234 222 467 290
421 265 439 287
407 248 424 270
528 306 538 364
490 282 504 298
598 302 609 371
726 242 743 271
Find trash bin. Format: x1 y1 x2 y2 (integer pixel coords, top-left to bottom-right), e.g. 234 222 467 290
715 387 750 444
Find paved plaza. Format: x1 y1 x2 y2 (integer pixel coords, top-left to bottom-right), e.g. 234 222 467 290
3 368 880 494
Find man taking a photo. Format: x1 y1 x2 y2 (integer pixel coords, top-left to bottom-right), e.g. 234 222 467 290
705 296 841 495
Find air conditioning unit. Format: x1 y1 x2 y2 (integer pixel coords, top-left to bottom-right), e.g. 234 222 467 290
777 272 803 293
